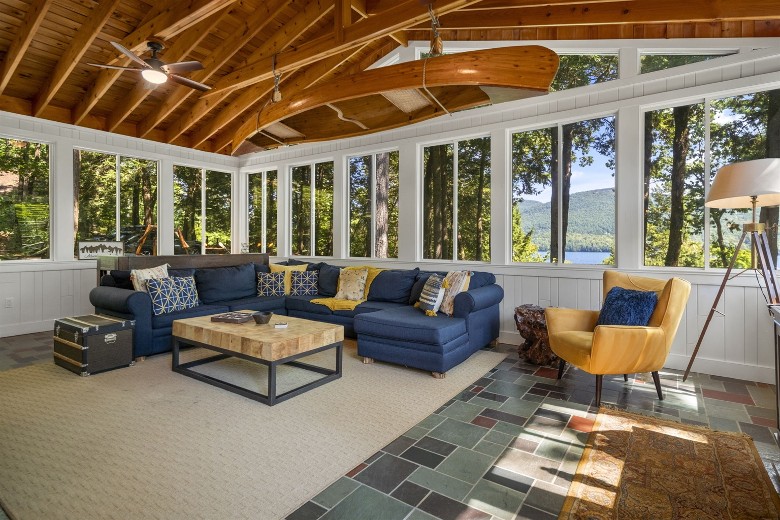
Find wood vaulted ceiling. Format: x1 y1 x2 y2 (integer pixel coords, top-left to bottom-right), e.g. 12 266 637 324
0 1 779 156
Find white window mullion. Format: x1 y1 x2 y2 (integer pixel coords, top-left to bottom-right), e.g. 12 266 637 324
556 126 564 264
310 163 316 256
261 171 267 253
114 155 121 242
703 98 712 270
452 142 459 262
370 154 376 258
201 168 207 254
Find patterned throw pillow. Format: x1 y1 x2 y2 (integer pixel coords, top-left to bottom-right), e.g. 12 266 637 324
292 270 319 296
416 274 445 316
335 269 368 301
146 276 199 316
257 272 285 297
269 263 307 295
130 264 169 292
440 270 471 316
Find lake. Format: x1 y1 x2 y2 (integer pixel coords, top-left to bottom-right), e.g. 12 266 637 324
537 251 612 265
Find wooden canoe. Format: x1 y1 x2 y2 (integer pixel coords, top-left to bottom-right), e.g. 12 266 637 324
231 45 559 155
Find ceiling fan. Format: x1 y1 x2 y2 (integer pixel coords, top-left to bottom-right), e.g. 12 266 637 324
88 41 211 91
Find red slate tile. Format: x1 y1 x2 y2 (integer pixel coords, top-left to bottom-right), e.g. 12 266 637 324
346 463 367 478
701 388 755 405
471 416 497 429
534 367 559 379
750 415 778 428
472 386 485 393
568 415 596 433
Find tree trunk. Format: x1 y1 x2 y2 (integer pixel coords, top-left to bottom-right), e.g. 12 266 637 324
712 209 729 266
142 166 155 227
375 153 388 258
665 104 690 266
760 88 780 265
549 128 559 262
474 141 487 262
432 146 444 259
72 149 80 242
643 111 653 252
560 125 573 263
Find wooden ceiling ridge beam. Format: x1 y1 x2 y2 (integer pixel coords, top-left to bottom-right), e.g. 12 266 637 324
33 0 121 116
461 0 627 9
107 9 228 133
0 0 54 95
137 0 291 138
435 0 780 28
165 1 336 143
205 0 481 96
72 0 238 126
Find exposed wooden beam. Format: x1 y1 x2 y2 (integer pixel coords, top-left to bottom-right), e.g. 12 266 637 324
436 0 780 29
33 0 121 116
205 0 482 96
461 0 626 9
351 0 368 17
165 1 334 143
335 0 352 42
0 0 54 95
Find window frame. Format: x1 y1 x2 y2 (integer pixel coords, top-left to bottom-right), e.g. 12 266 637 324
288 159 334 258
247 167 278 255
172 164 233 255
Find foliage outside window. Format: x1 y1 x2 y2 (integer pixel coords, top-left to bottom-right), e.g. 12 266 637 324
173 166 232 255
512 117 616 264
640 53 734 74
75 150 157 256
643 88 780 268
0 138 50 260
348 151 399 258
423 137 491 262
291 161 333 256
248 170 278 255
551 54 619 91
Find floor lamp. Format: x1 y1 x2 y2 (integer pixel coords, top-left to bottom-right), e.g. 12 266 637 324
683 158 780 381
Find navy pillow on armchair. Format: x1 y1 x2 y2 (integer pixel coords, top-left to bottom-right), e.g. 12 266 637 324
597 287 658 326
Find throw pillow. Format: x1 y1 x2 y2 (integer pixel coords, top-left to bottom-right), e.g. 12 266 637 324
416 274 445 316
130 264 169 292
194 263 256 304
318 264 341 296
292 270 319 296
173 276 199 309
597 287 658 326
270 263 307 295
440 270 471 316
335 269 368 301
146 276 199 316
257 272 285 297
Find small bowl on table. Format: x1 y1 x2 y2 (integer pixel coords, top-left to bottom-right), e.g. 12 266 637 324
253 311 273 324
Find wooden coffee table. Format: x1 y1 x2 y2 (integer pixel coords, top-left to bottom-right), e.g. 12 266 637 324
171 314 344 405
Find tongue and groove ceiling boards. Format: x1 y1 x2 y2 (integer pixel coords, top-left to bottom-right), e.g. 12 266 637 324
0 0 778 156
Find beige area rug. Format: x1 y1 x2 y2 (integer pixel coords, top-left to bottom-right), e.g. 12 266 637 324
0 341 505 520
560 406 780 519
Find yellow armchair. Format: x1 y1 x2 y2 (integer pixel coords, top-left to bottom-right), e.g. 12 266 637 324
545 271 691 406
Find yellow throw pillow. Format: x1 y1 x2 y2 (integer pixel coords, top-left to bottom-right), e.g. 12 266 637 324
440 270 471 316
335 269 369 301
269 263 307 295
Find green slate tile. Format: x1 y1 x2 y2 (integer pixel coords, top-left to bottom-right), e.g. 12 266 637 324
498 397 540 417
465 479 526 520
535 438 571 462
473 440 506 458
491 420 524 437
468 396 505 411
428 418 489 449
440 401 486 422
312 477 360 509
484 430 515 446
417 414 446 431
405 425 430 440
436 447 494 484
407 466 474 501
485 380 534 398
320 485 411 520
522 479 568 515
406 509 439 520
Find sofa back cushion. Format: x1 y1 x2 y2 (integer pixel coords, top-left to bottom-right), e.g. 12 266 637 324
409 271 447 305
105 270 133 290
195 263 256 304
469 271 495 289
318 264 341 297
368 268 419 303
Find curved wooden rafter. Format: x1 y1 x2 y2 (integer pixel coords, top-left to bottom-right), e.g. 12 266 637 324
231 45 559 154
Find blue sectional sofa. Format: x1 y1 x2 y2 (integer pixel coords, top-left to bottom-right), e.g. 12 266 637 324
89 259 503 376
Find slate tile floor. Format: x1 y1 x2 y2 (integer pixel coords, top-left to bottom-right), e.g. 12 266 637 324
1 333 778 519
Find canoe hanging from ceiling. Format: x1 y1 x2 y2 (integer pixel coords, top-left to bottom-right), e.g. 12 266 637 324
231 45 559 155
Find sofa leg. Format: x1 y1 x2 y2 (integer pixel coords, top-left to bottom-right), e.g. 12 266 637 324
489 339 499 347
135 356 146 363
595 375 603 407
557 359 565 380
623 373 628 382
362 357 374 364
652 371 664 400
432 372 446 379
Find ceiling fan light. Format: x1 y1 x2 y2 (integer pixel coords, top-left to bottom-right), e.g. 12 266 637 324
141 69 167 84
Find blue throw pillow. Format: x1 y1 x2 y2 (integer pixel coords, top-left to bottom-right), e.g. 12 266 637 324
597 287 658 326
146 276 199 316
195 263 256 303
318 264 341 297
368 268 419 303
292 270 319 296
257 272 285 297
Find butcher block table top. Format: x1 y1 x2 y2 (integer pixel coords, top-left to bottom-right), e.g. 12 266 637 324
172 314 345 361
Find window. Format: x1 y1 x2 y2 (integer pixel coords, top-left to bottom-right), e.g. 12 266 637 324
640 53 735 74
511 116 616 265
551 54 619 91
0 137 50 260
291 161 333 256
173 165 232 255
75 150 157 256
422 137 491 262
348 151 399 258
248 169 278 255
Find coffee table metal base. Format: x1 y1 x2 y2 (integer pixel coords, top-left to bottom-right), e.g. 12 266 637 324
172 337 342 405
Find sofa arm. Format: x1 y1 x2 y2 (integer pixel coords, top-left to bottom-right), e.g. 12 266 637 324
89 286 151 316
453 285 504 318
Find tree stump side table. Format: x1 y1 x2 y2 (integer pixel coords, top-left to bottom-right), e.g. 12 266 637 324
514 304 558 366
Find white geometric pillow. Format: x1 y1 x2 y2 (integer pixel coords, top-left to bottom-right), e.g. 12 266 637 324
130 264 169 292
440 270 471 316
335 269 368 301
291 271 319 296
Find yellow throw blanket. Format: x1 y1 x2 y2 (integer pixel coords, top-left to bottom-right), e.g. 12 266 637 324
309 298 365 311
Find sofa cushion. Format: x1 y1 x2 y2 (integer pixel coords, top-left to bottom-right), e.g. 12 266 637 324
416 274 446 316
151 304 229 329
146 276 199 315
335 269 368 300
195 263 256 304
223 296 287 313
168 268 196 278
469 271 495 290
286 295 332 315
408 271 448 305
292 270 319 296
368 268 419 303
257 272 285 296
131 264 169 292
318 264 341 297
334 300 406 318
355 306 467 345
254 263 270 274
440 271 471 316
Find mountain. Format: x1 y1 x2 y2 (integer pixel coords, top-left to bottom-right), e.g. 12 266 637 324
517 188 615 252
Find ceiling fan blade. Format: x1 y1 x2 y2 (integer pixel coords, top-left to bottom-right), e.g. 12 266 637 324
168 74 211 91
163 61 204 74
110 41 149 69
87 63 144 71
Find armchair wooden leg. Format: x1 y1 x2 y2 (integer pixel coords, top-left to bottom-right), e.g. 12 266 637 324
652 371 664 400
623 374 628 382
557 359 566 380
595 375 603 407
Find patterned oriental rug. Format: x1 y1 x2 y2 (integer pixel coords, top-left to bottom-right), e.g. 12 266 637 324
560 406 780 519
0 341 505 520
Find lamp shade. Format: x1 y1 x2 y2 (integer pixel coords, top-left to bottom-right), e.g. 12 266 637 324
706 158 780 209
